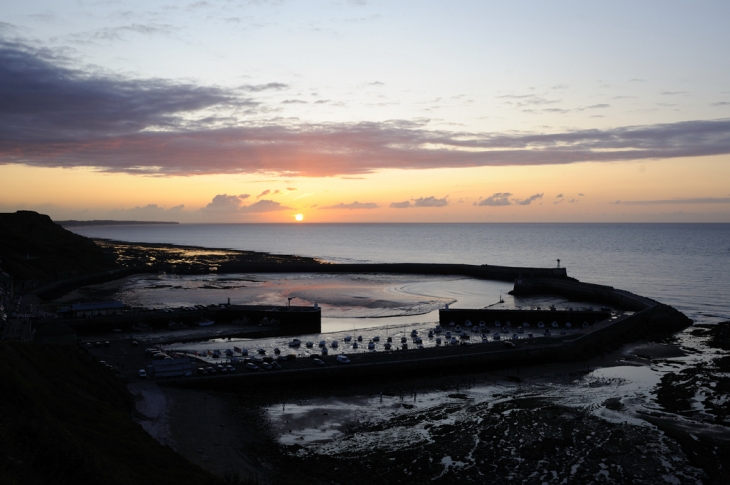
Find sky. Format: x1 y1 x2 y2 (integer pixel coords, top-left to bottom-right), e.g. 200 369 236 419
1 0 729 223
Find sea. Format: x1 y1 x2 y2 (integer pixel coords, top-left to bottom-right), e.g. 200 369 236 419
69 223 730 326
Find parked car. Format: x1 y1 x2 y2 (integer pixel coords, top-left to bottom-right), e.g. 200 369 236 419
312 358 325 366
336 355 350 364
245 362 259 371
138 369 147 378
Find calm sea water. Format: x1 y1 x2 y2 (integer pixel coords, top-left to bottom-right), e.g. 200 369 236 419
70 223 730 325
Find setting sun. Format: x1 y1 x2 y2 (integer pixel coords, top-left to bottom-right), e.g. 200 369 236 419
294 214 304 221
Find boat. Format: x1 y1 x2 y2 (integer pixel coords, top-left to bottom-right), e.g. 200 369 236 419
481 335 489 343
527 333 533 338
551 321 559 328
401 336 407 343
494 320 501 327
357 335 363 342
445 331 452 338
402 343 408 350
274 347 281 354
353 342 359 349
305 341 314 348
344 336 352 342
505 321 512 327
198 320 214 327
368 341 375 351
257 348 266 355
384 342 392 350
565 322 572 328
225 349 234 356
512 334 519 340
517 327 524 334
449 321 456 327
413 337 423 344
549 305 557 311
387 336 393 343
544 329 551 335
411 329 418 337
373 336 380 342
501 327 509 333
434 326 443 333
471 326 479 333
428 330 434 338
460 333 470 339
465 320 472 327
331 341 339 348
321 347 328 355
288 339 302 347
212 349 221 358
240 348 249 356
537 322 545 328
450 337 458 345
319 340 326 347
522 322 529 328
435 337 442 345
479 321 486 328
454 326 462 333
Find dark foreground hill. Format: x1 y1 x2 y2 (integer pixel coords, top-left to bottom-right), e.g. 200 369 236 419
0 211 118 288
0 341 224 485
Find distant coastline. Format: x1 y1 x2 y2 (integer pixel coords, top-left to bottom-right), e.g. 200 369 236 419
56 220 179 227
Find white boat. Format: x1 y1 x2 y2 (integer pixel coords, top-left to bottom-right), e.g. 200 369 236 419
288 339 301 347
198 320 214 327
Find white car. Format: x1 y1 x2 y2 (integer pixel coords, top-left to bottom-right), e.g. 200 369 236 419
336 355 351 364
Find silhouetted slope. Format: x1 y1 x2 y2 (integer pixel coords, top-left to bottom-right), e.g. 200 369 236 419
0 211 117 286
0 342 220 485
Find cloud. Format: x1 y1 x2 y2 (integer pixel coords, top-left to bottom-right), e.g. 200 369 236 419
281 99 307 104
241 83 288 92
108 204 185 220
4 41 730 177
201 194 248 212
320 201 379 210
516 193 543 205
239 199 292 212
587 104 610 109
256 189 270 199
413 196 448 207
556 194 563 198
390 201 411 209
712 101 730 106
578 193 585 196
615 197 730 205
286 187 297 191
389 196 448 208
476 193 512 207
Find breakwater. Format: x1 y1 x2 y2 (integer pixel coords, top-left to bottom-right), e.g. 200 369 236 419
162 277 692 389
